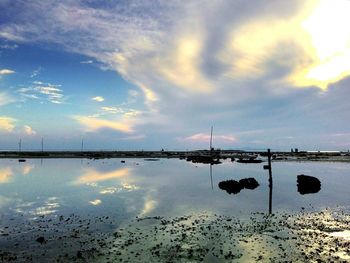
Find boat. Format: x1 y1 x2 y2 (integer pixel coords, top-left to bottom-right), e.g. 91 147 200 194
237 159 263 163
186 155 221 165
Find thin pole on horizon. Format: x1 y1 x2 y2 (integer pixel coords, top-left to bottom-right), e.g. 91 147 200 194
18 138 22 152
41 137 44 152
210 126 213 151
81 138 84 152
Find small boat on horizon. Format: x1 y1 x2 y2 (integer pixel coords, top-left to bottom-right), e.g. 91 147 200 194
237 159 264 163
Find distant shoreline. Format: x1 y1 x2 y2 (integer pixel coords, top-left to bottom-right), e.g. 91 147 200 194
1 150 350 162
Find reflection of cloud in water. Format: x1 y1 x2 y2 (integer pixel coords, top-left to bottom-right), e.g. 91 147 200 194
89 199 102 206
14 197 60 218
0 164 35 184
0 167 13 183
74 168 131 184
112 212 302 262
21 164 35 175
139 193 158 217
0 195 12 208
100 187 117 194
86 182 98 187
86 183 139 195
329 230 350 241
121 183 139 191
33 203 59 216
15 201 36 210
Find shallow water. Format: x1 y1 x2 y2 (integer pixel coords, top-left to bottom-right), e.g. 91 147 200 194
1 158 350 221
1 158 350 262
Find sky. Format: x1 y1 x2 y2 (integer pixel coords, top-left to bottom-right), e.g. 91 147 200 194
1 0 350 151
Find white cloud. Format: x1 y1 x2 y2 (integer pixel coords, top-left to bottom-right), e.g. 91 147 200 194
0 92 16 106
0 116 38 136
30 67 41 78
17 81 65 104
0 69 15 75
128 89 138 97
2 1 350 149
181 133 237 144
101 106 123 114
81 60 93 64
0 44 18 50
72 115 134 133
0 116 16 133
126 89 139 103
93 106 142 119
23 125 36 135
91 96 104 102
121 134 146 140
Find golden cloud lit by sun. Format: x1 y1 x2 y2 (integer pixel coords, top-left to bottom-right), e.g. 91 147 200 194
156 35 213 92
0 116 16 133
298 0 350 89
223 0 350 90
73 115 134 133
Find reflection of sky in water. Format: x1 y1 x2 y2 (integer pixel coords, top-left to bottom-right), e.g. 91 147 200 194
0 159 350 223
0 163 34 183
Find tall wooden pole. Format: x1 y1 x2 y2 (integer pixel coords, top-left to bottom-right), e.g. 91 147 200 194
210 164 213 190
41 137 44 152
267 149 273 215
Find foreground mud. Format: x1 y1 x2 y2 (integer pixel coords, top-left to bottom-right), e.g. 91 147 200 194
1 209 350 262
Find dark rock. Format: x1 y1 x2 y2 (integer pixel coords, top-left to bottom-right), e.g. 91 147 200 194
297 174 321 195
77 251 83 259
36 237 46 244
218 180 243 194
219 177 259 194
239 178 259 190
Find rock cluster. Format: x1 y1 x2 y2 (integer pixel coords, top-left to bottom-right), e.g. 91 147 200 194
218 178 259 194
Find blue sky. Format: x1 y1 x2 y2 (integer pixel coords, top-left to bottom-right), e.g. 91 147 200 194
1 0 350 151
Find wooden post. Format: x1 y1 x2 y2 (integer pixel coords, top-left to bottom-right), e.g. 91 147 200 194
210 164 213 190
267 149 273 215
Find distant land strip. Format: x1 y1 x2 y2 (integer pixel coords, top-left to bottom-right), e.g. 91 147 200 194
0 150 350 162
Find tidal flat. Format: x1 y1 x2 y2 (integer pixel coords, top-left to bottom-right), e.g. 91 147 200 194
1 158 350 262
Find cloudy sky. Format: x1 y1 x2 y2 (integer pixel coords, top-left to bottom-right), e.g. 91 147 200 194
1 0 350 151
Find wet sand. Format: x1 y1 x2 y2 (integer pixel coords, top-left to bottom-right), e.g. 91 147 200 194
1 209 349 262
